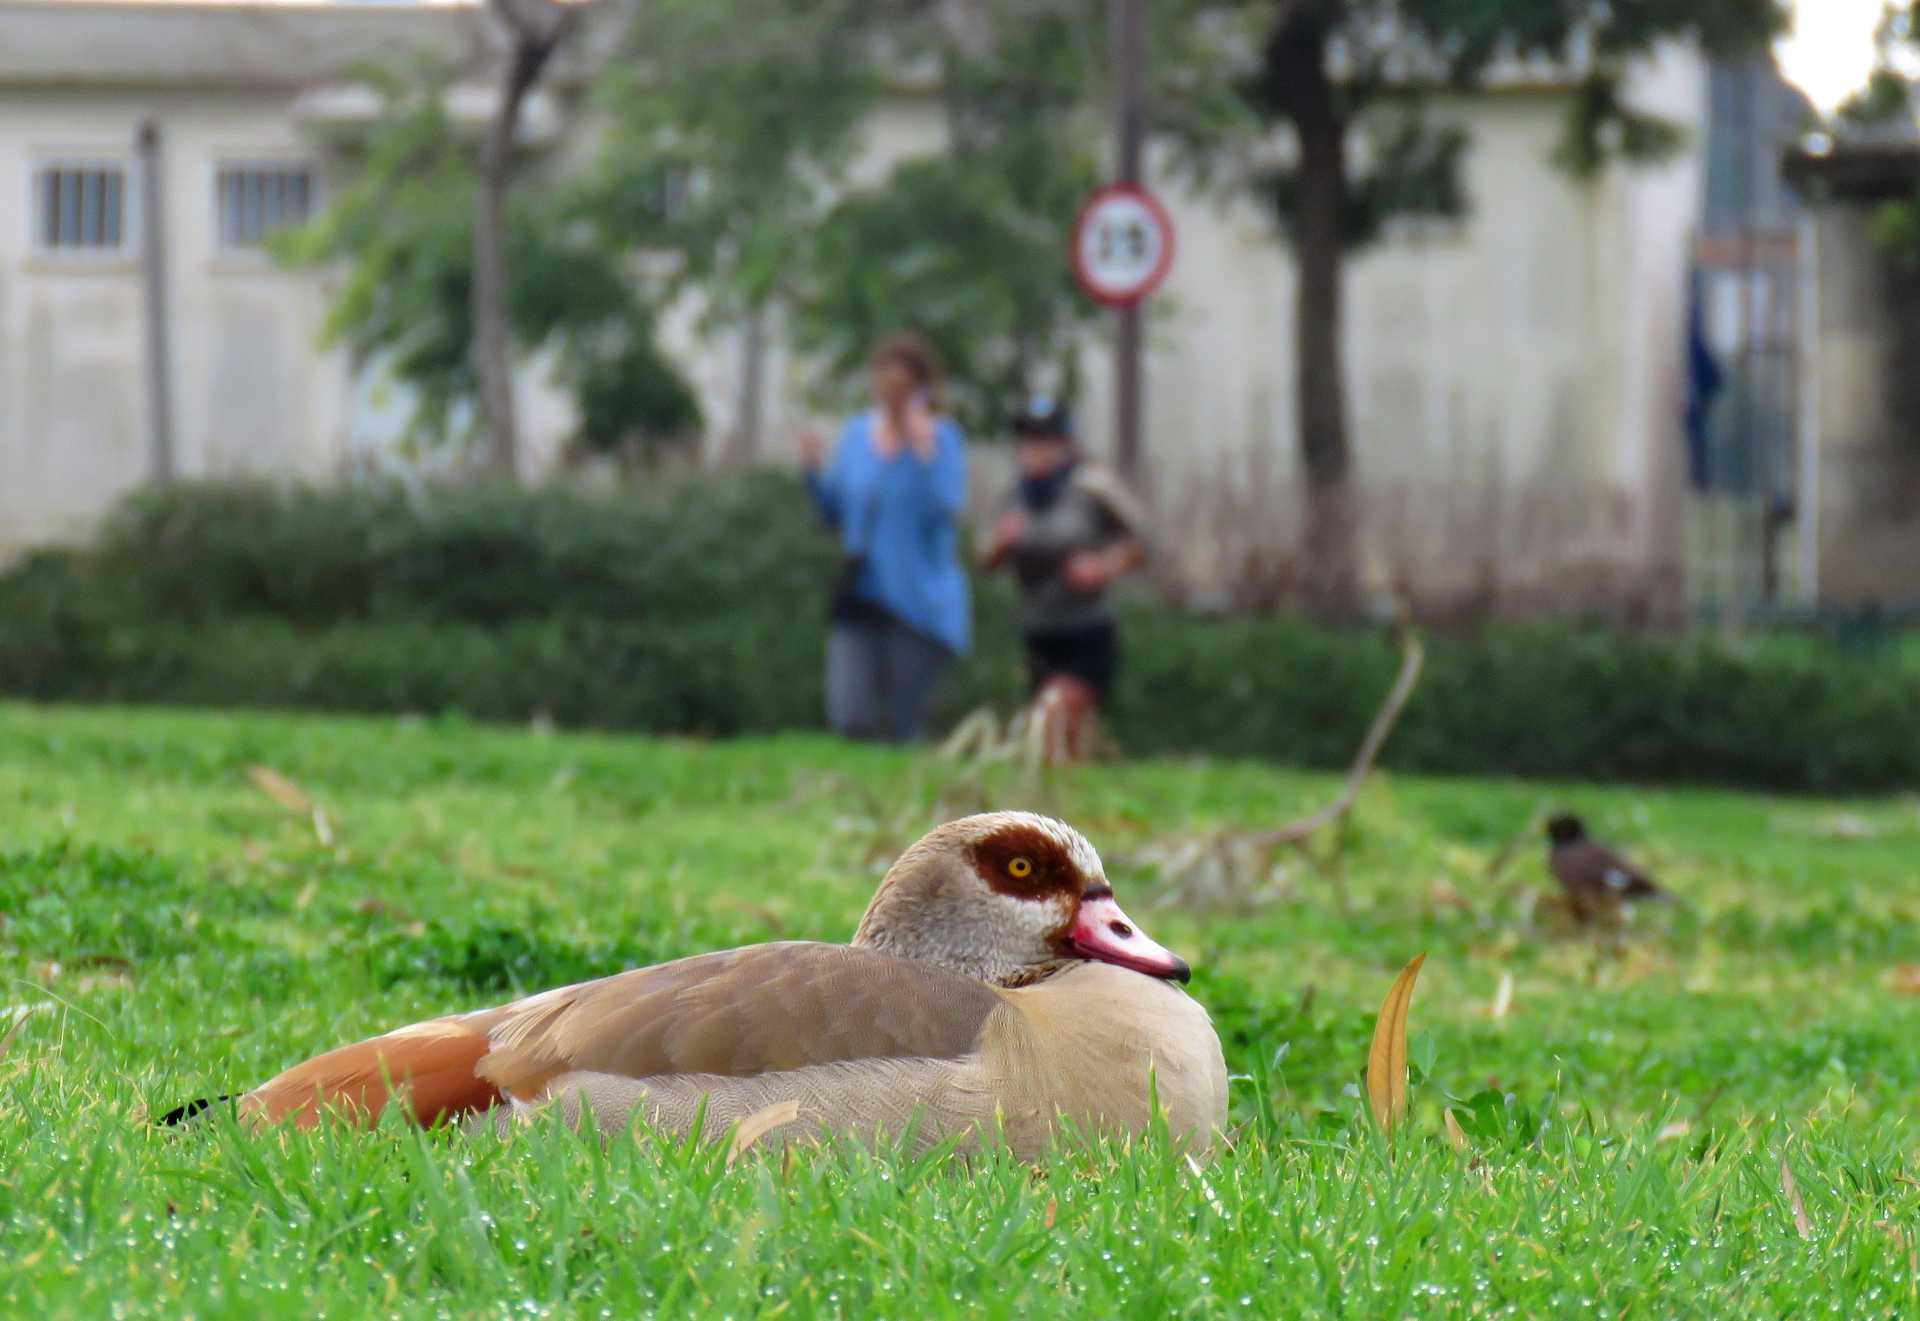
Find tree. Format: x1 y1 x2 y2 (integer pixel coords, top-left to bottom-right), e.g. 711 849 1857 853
1178 0 1786 615
791 0 1108 435
277 62 699 467
1837 4 1920 259
585 0 890 459
589 0 1111 443
473 0 577 478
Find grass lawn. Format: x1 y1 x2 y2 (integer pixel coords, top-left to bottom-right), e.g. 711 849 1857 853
2 701 1918 1317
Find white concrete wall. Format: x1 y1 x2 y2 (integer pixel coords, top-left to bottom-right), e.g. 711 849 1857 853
0 84 574 554
1 55 1710 618
1066 49 1707 610
1803 205 1920 606
0 88 340 549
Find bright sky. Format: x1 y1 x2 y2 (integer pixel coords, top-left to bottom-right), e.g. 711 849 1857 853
1777 0 1899 112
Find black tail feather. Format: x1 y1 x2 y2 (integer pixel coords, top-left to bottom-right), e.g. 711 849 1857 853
155 1094 233 1127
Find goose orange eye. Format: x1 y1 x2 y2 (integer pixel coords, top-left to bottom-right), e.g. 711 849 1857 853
1007 857 1033 879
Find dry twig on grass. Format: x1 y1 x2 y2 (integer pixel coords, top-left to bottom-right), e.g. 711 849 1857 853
1254 626 1426 848
1133 624 1426 911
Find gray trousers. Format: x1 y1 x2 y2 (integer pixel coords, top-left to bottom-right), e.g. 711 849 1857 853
826 617 952 744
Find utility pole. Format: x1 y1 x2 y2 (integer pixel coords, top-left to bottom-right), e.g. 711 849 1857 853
137 119 176 485
1111 0 1145 482
736 306 767 465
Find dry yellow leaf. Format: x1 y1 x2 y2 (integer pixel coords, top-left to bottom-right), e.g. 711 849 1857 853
728 1099 802 1165
247 765 313 814
1366 953 1427 1139
1443 1108 1468 1152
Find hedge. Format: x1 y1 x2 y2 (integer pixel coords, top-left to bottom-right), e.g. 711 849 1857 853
2 475 1916 794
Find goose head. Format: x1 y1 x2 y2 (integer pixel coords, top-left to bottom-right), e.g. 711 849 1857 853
852 812 1190 988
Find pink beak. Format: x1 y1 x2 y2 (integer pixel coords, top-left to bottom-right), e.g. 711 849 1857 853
1064 888 1191 982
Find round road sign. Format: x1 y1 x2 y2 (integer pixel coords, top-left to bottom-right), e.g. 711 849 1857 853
1071 183 1176 307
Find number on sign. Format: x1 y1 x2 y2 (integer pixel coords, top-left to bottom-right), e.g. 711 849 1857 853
1071 184 1175 307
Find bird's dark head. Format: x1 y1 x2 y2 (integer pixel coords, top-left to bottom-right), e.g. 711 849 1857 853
1545 813 1587 846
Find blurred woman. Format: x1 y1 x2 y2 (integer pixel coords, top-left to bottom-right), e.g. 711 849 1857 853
799 333 969 743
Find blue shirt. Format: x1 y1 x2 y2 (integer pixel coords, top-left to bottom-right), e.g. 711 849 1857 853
806 410 970 655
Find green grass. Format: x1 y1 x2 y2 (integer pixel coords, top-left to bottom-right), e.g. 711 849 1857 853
2 702 1918 1317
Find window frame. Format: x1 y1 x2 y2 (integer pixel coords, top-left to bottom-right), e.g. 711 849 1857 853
28 155 137 260
209 157 320 258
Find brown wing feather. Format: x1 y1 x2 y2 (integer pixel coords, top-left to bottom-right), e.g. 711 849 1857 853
238 1020 499 1130
478 942 1001 1096
1552 841 1659 898
240 942 1002 1130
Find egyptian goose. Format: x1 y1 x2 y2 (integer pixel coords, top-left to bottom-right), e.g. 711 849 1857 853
1545 813 1674 923
219 812 1227 1158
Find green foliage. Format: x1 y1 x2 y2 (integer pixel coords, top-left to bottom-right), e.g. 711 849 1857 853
5 479 1920 792
588 0 1109 436
1847 9 1920 269
1839 67 1916 128
1195 0 1785 248
584 0 886 319
1258 108 1471 247
1552 72 1691 179
275 62 698 457
1112 612 1920 793
791 2 1107 434
3 704 1920 1313
1870 194 1920 262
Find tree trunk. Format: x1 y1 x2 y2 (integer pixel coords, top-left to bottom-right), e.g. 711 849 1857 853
473 0 569 482
735 303 767 465
1272 11 1359 615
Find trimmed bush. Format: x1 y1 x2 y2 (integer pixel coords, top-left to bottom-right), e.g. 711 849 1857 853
3 475 1917 792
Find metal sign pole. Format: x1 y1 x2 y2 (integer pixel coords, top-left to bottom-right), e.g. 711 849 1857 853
137 119 176 486
1111 0 1144 483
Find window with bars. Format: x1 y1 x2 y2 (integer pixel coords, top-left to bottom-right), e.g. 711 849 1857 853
215 163 315 250
33 162 130 253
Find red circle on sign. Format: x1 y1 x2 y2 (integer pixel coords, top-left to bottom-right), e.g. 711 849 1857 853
1071 183 1176 308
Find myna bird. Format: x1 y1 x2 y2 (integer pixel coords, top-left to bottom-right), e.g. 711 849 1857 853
163 814 1226 1159
1544 813 1672 924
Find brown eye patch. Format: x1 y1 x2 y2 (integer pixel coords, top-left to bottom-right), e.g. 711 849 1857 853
970 823 1080 899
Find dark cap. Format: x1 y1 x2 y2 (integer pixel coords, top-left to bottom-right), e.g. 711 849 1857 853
1011 393 1074 440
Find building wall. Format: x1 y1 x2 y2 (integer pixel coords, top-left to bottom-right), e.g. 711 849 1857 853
1805 205 1920 606
0 87 332 549
1071 45 1706 614
1 50 1712 621
0 83 574 555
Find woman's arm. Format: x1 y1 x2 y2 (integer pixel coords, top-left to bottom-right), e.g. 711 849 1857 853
803 420 856 527
899 418 968 524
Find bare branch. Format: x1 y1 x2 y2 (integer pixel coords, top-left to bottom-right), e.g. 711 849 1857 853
1253 624 1424 848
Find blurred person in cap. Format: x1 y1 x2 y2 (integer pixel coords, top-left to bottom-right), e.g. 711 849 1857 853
798 331 970 743
981 394 1148 753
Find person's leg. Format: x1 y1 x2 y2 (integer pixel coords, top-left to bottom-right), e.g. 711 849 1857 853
1024 630 1063 696
825 621 884 739
1078 621 1119 706
1026 624 1116 703
879 621 953 744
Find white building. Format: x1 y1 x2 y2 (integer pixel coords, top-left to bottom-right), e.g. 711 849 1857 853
0 1 1737 616
0 0 597 553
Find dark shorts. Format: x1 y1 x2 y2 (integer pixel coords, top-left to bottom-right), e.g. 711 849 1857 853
1024 621 1118 703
